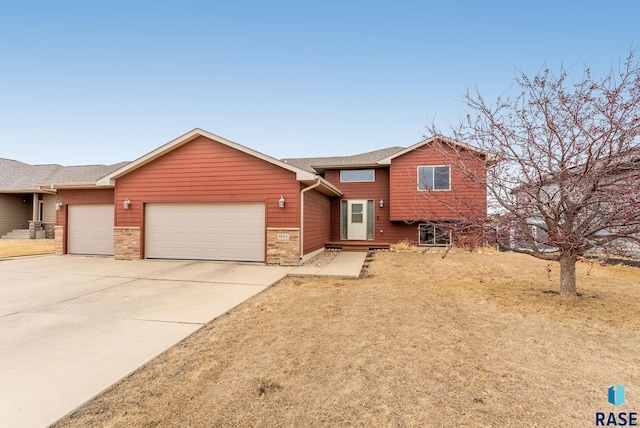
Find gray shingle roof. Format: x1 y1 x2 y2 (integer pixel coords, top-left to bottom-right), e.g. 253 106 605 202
0 158 129 192
282 146 406 173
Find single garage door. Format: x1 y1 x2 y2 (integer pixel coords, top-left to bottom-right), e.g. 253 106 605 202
145 202 265 262
68 204 114 255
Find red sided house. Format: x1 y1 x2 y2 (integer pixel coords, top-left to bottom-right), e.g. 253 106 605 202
43 128 490 265
283 135 489 248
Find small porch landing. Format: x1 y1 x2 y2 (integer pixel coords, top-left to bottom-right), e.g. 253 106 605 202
1 229 30 239
325 241 391 251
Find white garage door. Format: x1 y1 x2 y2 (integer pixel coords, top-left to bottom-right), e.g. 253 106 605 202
68 204 114 255
145 203 265 262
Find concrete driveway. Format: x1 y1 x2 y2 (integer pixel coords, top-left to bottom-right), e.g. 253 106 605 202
0 255 292 428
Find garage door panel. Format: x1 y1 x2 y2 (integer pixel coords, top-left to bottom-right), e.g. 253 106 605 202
145 203 265 262
68 205 114 256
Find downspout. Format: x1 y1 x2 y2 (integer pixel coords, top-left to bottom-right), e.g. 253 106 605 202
299 176 322 260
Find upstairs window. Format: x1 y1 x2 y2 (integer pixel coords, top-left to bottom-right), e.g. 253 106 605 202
340 169 375 182
417 166 450 191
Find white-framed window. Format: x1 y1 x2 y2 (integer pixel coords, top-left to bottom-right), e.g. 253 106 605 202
417 165 450 191
340 169 375 182
419 224 451 246
351 203 364 223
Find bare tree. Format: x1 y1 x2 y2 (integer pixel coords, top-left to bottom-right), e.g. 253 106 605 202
428 52 640 297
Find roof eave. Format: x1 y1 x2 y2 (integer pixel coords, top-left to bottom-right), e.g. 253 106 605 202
378 135 492 164
38 182 113 190
300 177 343 197
310 163 386 171
0 188 55 194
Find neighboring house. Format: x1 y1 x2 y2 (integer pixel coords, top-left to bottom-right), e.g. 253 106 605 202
500 148 640 258
12 128 489 266
0 159 126 239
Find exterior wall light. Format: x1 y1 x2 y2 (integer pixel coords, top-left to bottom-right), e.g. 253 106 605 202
379 199 384 208
123 198 131 210
278 195 285 208
55 201 63 211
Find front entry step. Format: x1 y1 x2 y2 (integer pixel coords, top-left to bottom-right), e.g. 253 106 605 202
325 241 390 251
1 229 30 239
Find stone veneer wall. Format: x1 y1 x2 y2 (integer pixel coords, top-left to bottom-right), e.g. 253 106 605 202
43 223 56 239
54 226 64 255
28 221 40 239
29 221 56 239
113 227 141 260
266 228 300 266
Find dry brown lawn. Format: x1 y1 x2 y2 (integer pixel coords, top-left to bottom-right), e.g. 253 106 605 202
0 239 55 258
55 251 640 427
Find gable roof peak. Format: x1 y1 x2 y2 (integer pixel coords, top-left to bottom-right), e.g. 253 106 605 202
95 128 342 196
377 135 491 165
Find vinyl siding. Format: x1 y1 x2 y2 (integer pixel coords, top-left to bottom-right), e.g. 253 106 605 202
0 194 32 235
302 188 330 254
389 144 487 221
42 193 57 223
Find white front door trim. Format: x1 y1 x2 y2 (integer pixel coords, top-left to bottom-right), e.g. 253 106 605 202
347 199 367 240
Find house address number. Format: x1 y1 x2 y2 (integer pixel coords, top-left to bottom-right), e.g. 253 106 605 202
277 233 290 240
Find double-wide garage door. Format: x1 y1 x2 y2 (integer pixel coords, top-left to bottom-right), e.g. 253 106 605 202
145 203 265 262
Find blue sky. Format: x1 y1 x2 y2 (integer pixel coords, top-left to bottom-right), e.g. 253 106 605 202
0 1 637 165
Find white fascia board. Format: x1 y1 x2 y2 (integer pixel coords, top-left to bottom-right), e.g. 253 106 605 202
377 135 490 165
321 179 343 196
3 188 54 194
38 182 112 190
310 163 380 170
300 177 343 196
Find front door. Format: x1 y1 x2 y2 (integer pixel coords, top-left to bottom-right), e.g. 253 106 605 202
347 200 367 240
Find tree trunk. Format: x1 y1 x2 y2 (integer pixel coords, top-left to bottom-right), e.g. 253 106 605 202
559 253 577 297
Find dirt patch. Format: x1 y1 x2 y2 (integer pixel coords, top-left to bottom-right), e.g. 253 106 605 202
54 251 640 427
0 239 55 258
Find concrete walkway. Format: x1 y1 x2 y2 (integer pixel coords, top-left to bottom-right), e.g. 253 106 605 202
290 251 367 278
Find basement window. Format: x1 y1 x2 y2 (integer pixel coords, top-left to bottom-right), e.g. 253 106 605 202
419 224 451 246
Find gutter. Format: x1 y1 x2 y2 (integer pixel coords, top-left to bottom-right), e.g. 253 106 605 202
37 182 111 191
299 176 322 260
